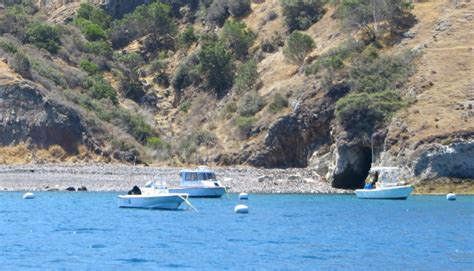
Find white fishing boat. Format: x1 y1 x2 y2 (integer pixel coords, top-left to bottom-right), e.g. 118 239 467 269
118 181 193 210
168 167 226 198
355 167 414 200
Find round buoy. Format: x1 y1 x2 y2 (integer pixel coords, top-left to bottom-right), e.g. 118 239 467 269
23 192 35 199
239 192 249 200
234 204 249 214
446 193 456 201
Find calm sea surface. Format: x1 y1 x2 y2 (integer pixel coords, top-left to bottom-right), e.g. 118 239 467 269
0 193 473 270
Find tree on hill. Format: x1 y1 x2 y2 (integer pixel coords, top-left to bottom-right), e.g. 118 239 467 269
283 31 315 65
335 0 415 43
280 0 325 31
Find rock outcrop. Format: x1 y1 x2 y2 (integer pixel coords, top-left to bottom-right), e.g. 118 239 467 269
0 81 88 154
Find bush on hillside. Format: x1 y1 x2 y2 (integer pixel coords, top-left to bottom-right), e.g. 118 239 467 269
238 92 266 117
85 40 113 57
228 0 251 17
235 59 259 93
86 76 118 104
25 23 61 53
268 93 289 113
79 59 100 75
221 19 255 60
171 54 200 91
336 0 415 43
283 31 315 65
197 40 234 94
109 2 176 48
178 25 198 49
235 116 256 138
10 51 31 78
280 0 325 31
76 19 107 41
335 90 405 134
349 48 417 93
0 5 30 39
76 3 112 29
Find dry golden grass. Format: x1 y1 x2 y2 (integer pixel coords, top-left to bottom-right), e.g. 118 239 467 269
388 0 474 145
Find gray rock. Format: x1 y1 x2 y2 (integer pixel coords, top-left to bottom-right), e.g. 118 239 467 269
65 187 76 191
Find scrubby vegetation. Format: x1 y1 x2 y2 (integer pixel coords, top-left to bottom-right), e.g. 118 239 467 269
280 0 325 31
0 0 419 164
283 31 315 65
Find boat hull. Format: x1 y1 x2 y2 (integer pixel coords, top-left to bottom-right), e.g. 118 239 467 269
168 187 226 198
117 194 186 210
355 185 414 199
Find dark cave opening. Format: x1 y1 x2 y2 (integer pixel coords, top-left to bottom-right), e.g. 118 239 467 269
332 146 372 189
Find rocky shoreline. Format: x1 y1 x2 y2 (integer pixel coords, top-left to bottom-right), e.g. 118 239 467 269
0 164 349 194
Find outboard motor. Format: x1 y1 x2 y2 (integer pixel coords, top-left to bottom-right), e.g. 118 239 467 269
128 186 142 195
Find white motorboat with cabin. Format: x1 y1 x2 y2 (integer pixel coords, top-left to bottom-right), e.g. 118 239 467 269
168 167 226 198
355 167 414 199
118 181 193 210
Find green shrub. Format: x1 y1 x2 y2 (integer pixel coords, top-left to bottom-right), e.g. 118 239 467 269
79 59 100 75
85 40 112 57
235 59 259 92
76 3 112 29
283 31 315 65
86 76 118 104
117 52 143 69
25 22 61 53
178 129 217 159
280 0 325 31
235 116 256 138
110 2 176 48
228 0 251 17
0 40 18 54
30 58 67 87
76 18 107 41
268 93 289 113
146 136 171 151
10 51 31 78
336 0 414 43
0 5 30 38
221 19 255 60
178 25 198 49
238 92 266 117
198 40 234 94
336 90 405 134
349 48 417 93
171 55 200 90
180 100 191 113
306 40 365 75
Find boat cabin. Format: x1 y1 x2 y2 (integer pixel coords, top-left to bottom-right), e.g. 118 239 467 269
179 167 217 183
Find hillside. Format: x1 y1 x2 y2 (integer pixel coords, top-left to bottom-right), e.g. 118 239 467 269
0 0 472 190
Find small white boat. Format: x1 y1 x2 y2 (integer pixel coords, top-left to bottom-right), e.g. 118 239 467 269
118 181 190 210
355 167 414 200
168 167 226 198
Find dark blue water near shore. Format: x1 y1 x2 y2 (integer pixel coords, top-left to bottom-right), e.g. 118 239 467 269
0 193 473 270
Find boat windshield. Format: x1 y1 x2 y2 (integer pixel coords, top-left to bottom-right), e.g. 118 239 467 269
182 172 216 181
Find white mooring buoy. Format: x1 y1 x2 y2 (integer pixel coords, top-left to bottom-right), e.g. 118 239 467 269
239 192 249 200
234 204 249 214
446 193 456 201
23 192 35 199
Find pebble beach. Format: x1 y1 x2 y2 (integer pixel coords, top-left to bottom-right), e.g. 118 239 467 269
0 164 348 193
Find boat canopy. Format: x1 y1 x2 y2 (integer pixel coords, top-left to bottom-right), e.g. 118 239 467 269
370 167 400 184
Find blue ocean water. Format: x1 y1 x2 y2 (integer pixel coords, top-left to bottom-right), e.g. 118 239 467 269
0 193 473 270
